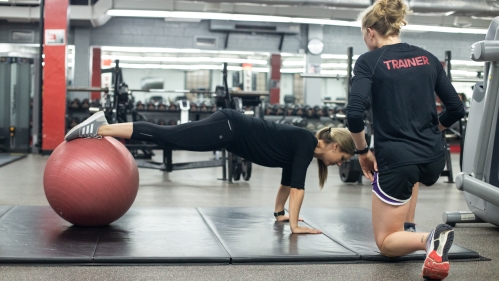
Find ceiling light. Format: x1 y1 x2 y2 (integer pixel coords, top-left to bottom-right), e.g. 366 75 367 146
114 63 269 72
402 24 486 34
101 46 202 53
321 70 348 75
291 17 359 27
251 67 269 72
107 10 358 27
100 46 270 56
107 10 487 34
115 63 221 70
282 61 305 66
107 10 172 18
451 70 481 77
280 68 305 73
321 63 349 68
321 54 360 60
281 53 302 57
227 66 242 71
450 60 484 67
102 55 267 65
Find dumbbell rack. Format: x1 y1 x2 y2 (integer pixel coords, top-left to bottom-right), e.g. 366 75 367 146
262 102 347 133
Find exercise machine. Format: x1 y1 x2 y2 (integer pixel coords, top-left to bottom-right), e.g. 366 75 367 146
0 57 33 153
443 17 499 227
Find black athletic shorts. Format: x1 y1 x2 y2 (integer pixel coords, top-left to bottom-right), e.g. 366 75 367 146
371 156 446 205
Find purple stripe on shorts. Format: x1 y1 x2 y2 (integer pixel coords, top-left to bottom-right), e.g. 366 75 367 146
371 172 402 205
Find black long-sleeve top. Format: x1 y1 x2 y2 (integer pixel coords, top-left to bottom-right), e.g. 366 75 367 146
221 109 318 189
346 43 465 171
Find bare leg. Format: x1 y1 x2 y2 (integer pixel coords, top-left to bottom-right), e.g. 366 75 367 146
372 193 429 257
405 182 419 223
98 123 133 139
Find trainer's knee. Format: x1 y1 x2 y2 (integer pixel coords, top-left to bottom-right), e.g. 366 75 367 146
378 245 398 258
375 237 398 258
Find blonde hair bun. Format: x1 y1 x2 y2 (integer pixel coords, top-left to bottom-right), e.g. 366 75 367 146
361 0 410 37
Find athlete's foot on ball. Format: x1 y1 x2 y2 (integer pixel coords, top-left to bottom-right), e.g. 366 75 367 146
65 111 108 141
291 226 322 234
276 215 304 222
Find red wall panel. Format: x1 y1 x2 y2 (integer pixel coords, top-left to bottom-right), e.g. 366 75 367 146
42 0 68 151
91 47 101 100
270 54 281 104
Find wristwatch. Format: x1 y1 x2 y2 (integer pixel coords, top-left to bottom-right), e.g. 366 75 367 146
274 210 285 217
354 144 370 155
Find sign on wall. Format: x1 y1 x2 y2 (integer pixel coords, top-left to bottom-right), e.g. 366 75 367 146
45 29 66 45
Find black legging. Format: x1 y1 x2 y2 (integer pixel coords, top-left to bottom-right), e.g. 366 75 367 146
131 110 235 151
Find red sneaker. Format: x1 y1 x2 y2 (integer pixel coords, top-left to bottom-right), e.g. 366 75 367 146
422 224 454 280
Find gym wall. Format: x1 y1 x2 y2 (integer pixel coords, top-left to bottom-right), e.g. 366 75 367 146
89 18 304 54
0 19 485 61
0 17 485 104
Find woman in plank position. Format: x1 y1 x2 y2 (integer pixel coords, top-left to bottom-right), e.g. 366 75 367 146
66 108 355 234
346 0 466 279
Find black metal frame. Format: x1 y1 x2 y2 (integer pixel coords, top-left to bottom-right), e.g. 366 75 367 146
94 61 264 183
128 144 227 174
107 61 230 181
441 50 455 183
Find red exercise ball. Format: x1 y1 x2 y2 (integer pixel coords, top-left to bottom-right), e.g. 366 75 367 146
43 137 139 226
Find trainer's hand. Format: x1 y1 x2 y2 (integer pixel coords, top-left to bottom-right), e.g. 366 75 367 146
276 215 304 222
358 150 377 181
291 226 322 234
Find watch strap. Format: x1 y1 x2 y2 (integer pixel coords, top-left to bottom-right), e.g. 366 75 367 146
274 210 285 217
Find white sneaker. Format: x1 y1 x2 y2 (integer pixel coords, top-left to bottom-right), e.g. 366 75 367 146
65 111 108 141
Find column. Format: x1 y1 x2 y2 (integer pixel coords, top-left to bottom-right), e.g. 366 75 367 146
305 25 323 106
269 54 281 104
42 0 69 152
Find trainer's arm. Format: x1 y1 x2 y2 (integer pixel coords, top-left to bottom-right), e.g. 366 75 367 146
347 58 377 180
288 188 322 234
433 55 466 128
346 57 372 139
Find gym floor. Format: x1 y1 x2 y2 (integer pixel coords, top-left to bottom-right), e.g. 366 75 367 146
0 151 497 281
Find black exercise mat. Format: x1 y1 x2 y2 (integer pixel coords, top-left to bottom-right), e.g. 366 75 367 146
198 207 360 264
0 206 100 263
93 208 230 264
0 206 479 265
0 206 13 218
0 154 26 167
300 207 480 261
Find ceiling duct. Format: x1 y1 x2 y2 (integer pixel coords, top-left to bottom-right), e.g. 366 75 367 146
210 20 300 34
183 0 370 9
408 0 499 17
